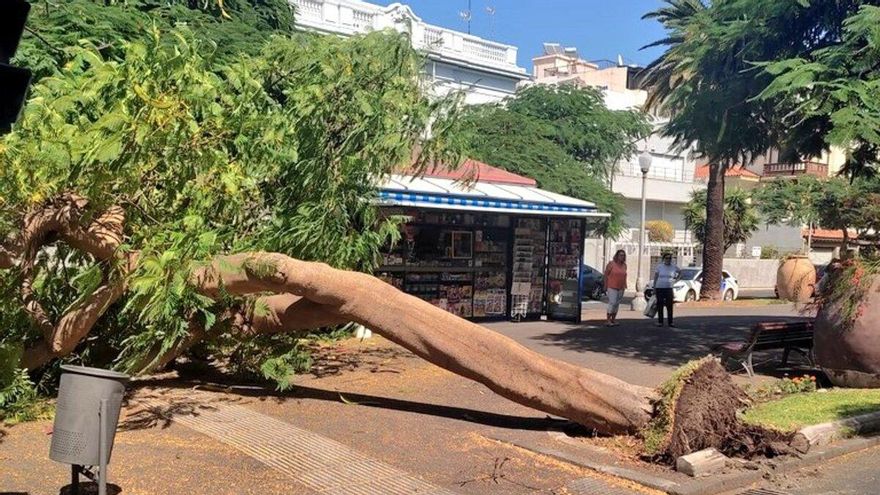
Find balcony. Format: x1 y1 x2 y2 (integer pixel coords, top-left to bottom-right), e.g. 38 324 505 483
762 161 829 178
290 0 525 77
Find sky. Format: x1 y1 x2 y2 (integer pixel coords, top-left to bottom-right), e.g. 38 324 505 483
374 0 669 70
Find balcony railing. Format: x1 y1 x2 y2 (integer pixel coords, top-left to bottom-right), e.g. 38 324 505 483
618 228 695 245
618 162 694 183
763 161 829 178
290 0 523 74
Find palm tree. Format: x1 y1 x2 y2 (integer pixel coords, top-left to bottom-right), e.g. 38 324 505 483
640 0 776 299
683 188 760 253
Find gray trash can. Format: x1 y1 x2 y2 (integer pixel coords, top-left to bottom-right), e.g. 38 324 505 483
50 365 129 466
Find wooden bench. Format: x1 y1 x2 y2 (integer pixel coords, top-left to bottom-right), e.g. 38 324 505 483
711 321 814 377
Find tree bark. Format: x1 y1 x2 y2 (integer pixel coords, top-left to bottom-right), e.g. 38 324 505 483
191 253 658 434
701 163 726 299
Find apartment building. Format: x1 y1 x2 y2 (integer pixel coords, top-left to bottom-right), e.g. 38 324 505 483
290 0 529 104
532 44 703 283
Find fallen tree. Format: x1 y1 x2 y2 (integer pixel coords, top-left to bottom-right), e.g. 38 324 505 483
0 28 789 462
0 194 791 458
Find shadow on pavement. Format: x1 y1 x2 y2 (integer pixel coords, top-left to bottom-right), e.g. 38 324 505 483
124 376 569 433
288 384 570 432
59 482 121 495
533 314 813 369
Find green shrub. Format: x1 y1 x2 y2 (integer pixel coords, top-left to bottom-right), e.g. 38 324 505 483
760 245 780 259
646 220 674 243
745 374 817 402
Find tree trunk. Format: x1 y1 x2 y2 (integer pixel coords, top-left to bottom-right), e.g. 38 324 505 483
191 253 658 435
702 164 726 299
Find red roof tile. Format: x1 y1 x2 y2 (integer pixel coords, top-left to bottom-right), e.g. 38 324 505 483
694 164 761 179
404 158 537 186
802 228 858 241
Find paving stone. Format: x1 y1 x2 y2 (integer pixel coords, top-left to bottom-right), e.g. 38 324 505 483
140 398 459 494
565 477 645 495
675 448 727 477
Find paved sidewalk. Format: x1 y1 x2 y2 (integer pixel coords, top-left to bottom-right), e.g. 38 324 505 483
136 395 457 495
0 303 813 495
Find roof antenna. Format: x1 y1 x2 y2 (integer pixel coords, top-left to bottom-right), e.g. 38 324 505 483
459 0 472 34
486 5 496 37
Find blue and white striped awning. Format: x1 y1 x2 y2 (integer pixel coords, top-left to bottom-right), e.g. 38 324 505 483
378 174 609 218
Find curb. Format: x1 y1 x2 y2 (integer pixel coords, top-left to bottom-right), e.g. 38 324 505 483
487 430 880 495
485 433 681 493
795 410 880 448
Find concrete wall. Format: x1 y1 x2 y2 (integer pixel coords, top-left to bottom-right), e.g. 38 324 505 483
429 61 521 105
731 224 804 258
722 258 780 289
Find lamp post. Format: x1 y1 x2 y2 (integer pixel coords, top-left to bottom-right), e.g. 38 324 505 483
631 151 653 311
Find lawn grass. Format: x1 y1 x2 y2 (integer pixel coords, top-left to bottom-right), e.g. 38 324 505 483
743 389 880 431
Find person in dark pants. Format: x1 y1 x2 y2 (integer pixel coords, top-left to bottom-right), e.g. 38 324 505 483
652 252 679 327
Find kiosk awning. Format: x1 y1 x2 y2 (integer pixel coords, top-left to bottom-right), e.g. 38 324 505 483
378 174 609 218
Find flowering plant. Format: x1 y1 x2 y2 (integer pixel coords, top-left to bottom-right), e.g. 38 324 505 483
811 257 879 330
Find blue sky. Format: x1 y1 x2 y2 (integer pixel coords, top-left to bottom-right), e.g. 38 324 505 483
374 0 669 70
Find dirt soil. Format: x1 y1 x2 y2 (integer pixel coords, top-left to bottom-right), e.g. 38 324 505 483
666 360 793 461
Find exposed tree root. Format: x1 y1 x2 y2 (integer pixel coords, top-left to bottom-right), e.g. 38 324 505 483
642 357 793 462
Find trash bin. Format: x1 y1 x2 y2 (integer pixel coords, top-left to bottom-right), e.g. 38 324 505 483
49 365 129 466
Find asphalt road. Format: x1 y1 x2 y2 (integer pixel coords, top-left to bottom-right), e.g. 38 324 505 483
755 442 880 495
486 303 807 387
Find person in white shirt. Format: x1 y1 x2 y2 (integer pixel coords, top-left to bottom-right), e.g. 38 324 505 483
652 253 679 327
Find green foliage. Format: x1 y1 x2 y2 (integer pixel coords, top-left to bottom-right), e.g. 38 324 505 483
745 374 818 403
753 176 825 228
0 346 51 424
760 246 780 260
642 0 880 295
754 175 880 250
682 188 760 251
645 220 674 243
1 21 462 380
645 1 880 178
756 4 880 179
259 344 314 392
460 85 650 236
642 0 779 167
14 0 294 83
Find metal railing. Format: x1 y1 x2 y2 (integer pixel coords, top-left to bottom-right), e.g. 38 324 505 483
617 162 694 183
763 161 829 177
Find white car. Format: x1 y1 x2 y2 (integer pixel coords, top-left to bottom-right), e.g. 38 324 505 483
644 267 739 302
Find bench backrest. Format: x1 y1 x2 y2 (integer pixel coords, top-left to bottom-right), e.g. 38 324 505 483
752 321 813 348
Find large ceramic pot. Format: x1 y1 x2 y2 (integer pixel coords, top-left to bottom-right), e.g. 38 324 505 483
776 255 816 302
814 276 880 388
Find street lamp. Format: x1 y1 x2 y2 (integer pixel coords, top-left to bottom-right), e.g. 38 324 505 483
631 150 653 311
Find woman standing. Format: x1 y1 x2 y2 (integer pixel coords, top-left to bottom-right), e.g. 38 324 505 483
652 252 679 327
603 250 627 327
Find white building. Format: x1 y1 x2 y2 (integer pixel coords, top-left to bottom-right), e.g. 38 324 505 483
532 45 703 283
290 0 529 104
